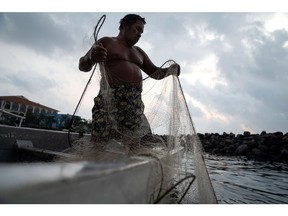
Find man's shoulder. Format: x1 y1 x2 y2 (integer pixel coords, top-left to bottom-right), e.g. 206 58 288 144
134 46 146 55
96 37 114 48
99 36 114 43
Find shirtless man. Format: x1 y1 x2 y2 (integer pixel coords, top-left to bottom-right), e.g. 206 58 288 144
79 14 180 143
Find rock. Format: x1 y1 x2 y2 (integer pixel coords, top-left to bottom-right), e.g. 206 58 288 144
243 131 251 137
261 131 267 136
212 149 220 155
198 131 288 163
252 148 264 156
251 148 267 159
282 135 288 143
235 144 248 155
197 133 204 139
274 132 283 137
225 139 234 145
258 144 269 153
229 133 235 138
218 147 227 154
226 144 236 155
246 140 258 149
280 149 288 159
236 134 243 139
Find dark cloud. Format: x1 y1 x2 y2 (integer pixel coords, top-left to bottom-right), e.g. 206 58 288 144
1 12 288 133
0 13 77 55
142 13 288 133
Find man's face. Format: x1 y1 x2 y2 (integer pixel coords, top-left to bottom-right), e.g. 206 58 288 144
124 20 145 46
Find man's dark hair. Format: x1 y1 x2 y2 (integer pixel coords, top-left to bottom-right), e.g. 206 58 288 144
119 14 146 30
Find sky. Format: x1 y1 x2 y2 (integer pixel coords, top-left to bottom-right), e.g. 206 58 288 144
1 1 288 135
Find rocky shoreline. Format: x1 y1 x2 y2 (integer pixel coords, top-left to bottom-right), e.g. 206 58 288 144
198 131 288 164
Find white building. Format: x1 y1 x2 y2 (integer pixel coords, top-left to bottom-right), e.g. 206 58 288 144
0 95 59 116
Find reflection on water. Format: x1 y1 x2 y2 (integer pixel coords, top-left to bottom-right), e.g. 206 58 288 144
205 154 288 204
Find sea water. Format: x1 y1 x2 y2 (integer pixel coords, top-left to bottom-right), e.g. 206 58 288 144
204 154 288 204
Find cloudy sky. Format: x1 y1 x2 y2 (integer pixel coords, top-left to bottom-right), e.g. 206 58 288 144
1 4 288 135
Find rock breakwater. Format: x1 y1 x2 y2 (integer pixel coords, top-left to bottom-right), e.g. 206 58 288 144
198 131 288 163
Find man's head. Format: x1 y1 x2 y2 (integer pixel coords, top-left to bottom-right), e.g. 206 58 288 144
119 14 146 30
118 14 146 46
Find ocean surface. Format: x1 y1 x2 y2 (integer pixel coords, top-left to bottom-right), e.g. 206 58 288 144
204 154 288 204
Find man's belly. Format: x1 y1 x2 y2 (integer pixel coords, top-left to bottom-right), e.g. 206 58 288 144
105 61 143 87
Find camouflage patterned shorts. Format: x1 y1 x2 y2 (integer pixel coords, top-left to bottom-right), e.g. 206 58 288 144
91 85 144 141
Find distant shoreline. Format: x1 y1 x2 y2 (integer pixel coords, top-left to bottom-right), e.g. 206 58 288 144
198 131 288 164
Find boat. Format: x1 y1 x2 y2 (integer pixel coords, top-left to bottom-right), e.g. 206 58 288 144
0 76 218 204
0 124 193 204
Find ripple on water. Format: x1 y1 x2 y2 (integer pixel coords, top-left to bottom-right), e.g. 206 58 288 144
203 154 288 204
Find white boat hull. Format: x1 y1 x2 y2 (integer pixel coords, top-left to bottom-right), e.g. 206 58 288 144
0 156 171 204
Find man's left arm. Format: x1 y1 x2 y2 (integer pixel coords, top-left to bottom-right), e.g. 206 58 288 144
138 47 180 79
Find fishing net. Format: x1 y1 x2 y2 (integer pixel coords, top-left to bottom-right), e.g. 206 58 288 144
59 59 217 204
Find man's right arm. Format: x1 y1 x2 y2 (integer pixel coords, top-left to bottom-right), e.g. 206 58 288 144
79 38 108 72
79 48 95 72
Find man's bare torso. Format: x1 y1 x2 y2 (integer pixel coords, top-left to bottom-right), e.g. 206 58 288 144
100 37 144 88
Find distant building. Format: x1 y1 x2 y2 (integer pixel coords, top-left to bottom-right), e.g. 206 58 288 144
0 95 59 116
0 95 89 132
0 95 59 127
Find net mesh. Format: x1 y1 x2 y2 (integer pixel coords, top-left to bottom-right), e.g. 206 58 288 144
58 60 217 204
